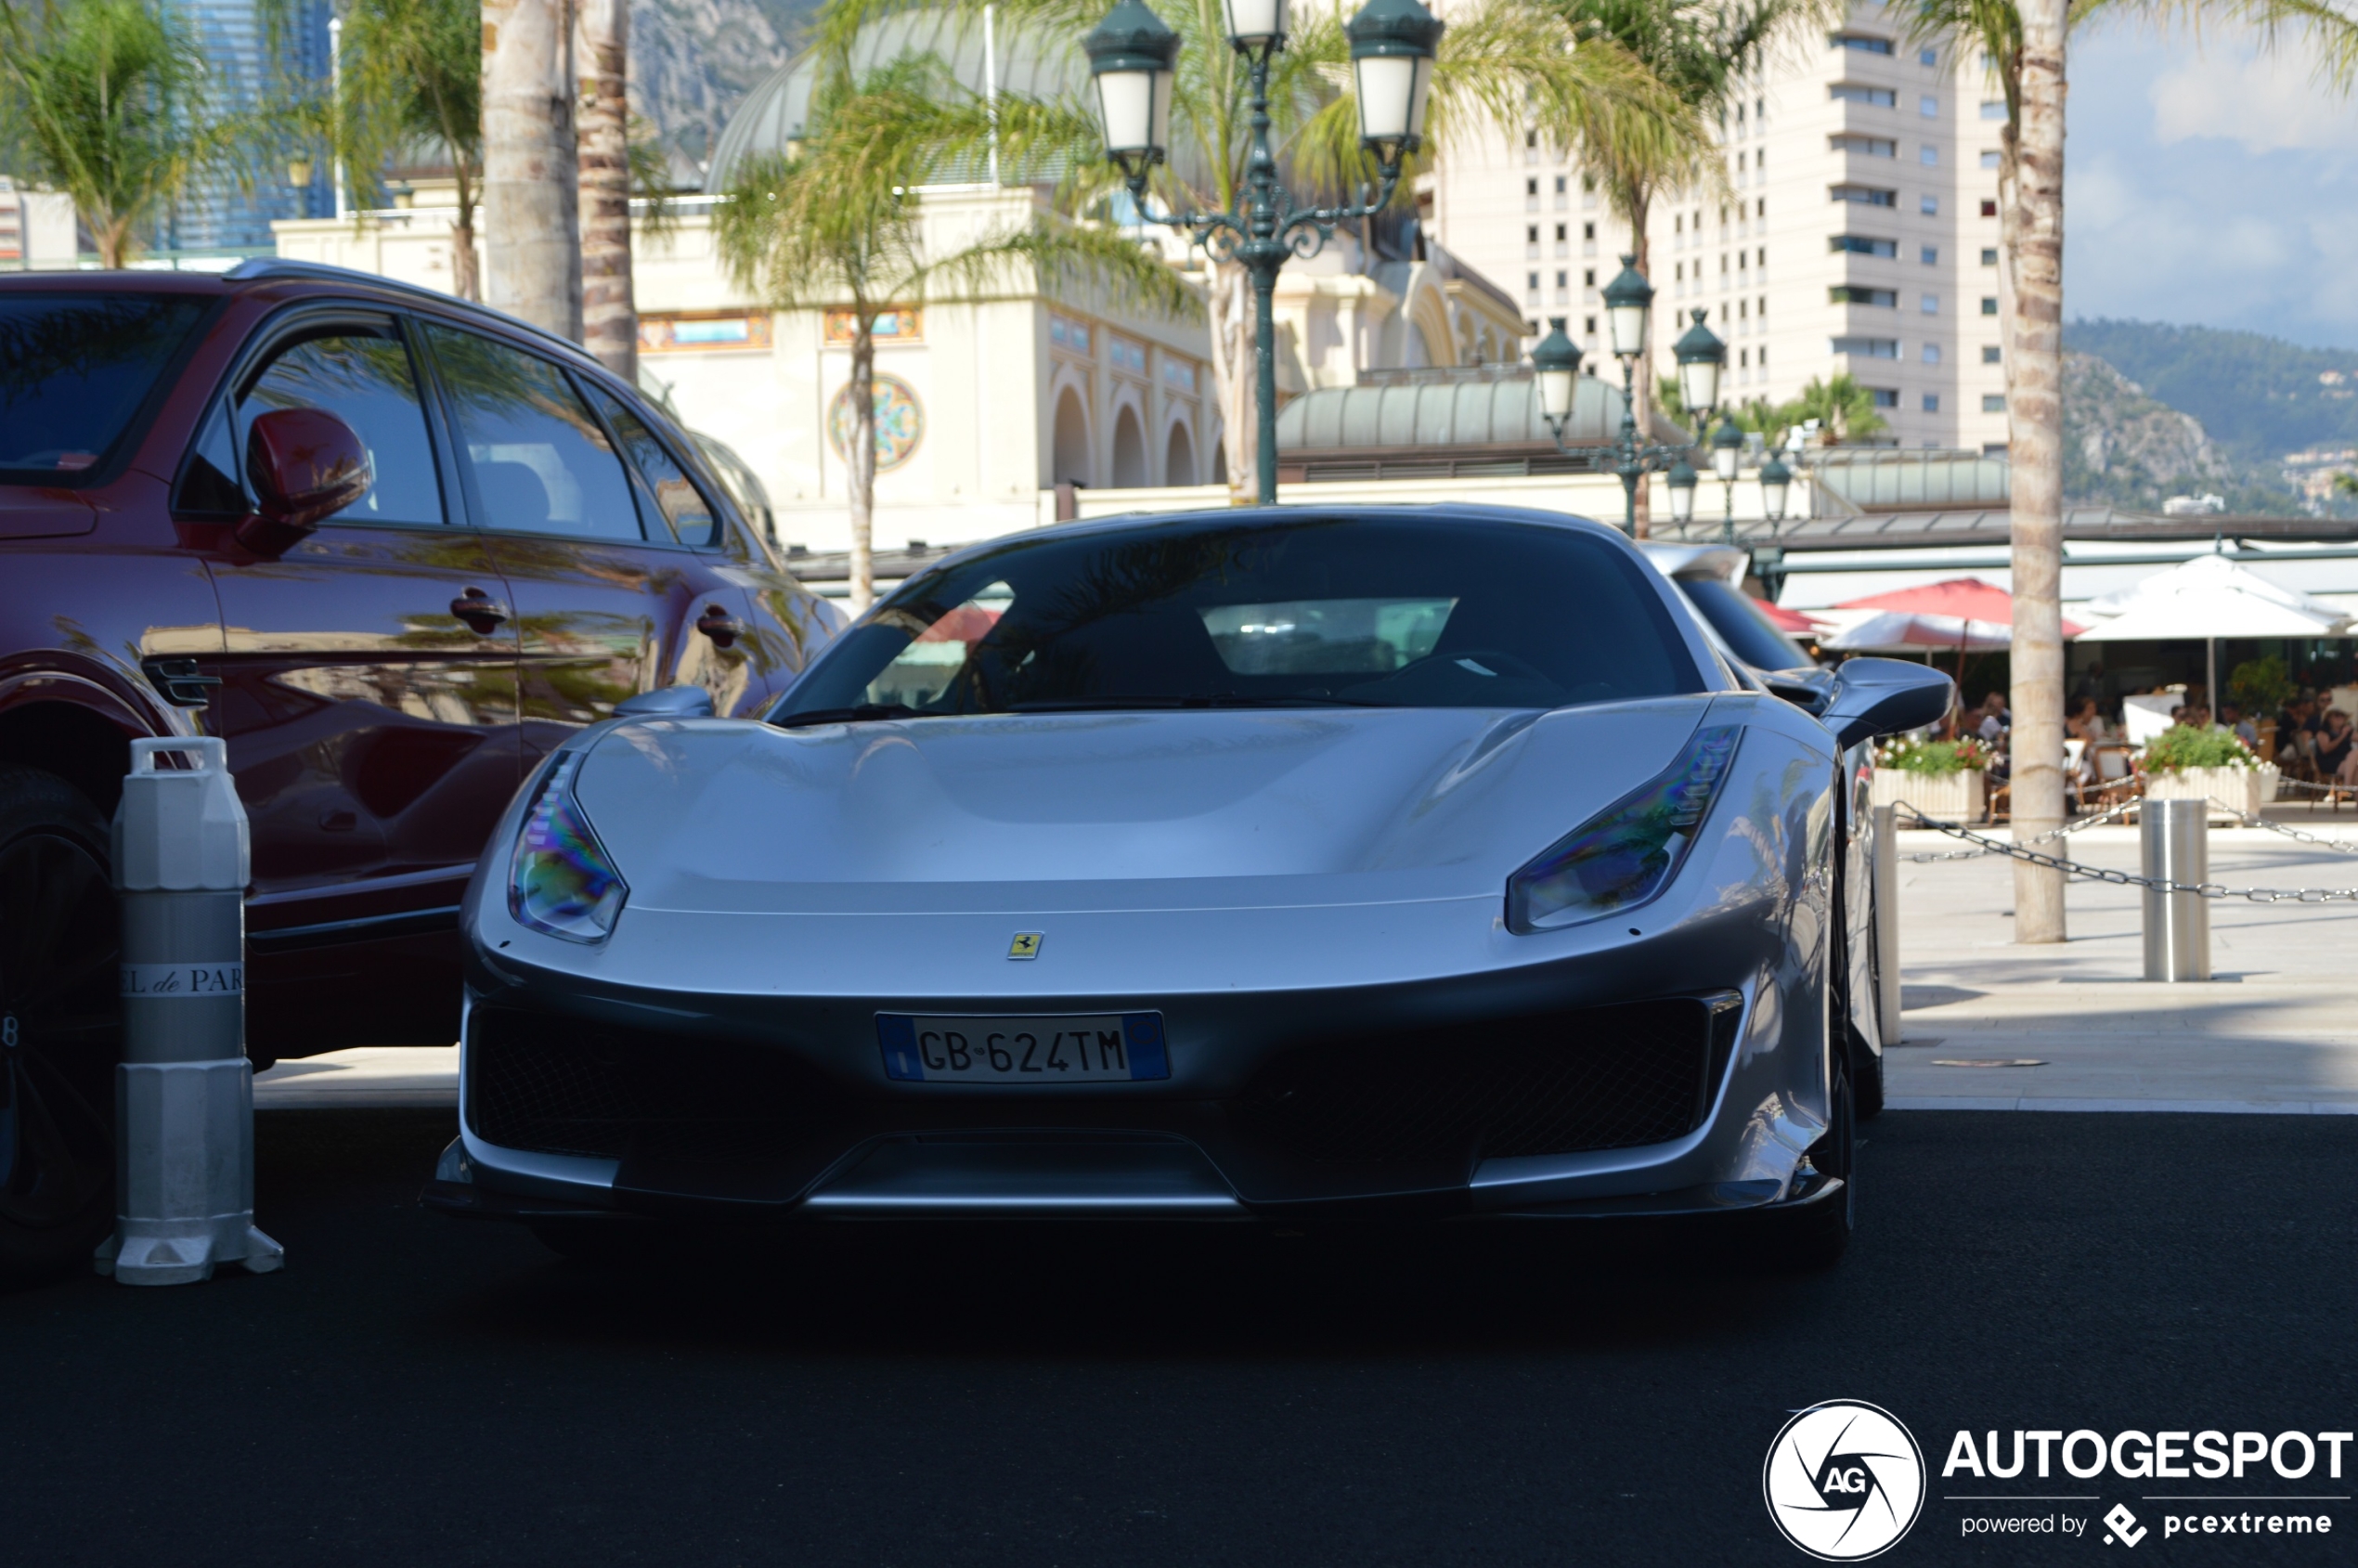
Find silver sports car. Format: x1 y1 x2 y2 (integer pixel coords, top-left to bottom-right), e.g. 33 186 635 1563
426 505 1949 1263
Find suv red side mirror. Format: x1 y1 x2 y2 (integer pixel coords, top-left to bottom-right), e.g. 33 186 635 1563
235 408 372 552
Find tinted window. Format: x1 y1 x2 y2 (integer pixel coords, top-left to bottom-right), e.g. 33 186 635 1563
780 516 1704 719
1675 576 1812 671
0 293 211 479
423 325 641 539
590 388 717 545
234 330 445 525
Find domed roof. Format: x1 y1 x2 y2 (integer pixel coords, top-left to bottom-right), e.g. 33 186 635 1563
1276 372 1674 452
706 13 1087 193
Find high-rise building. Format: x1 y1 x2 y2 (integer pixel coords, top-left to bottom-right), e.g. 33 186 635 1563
167 0 332 253
1423 2 2010 454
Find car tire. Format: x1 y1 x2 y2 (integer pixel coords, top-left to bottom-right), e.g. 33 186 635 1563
0 765 122 1279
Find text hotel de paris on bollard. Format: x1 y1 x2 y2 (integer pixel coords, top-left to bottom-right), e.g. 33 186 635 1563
94 738 282 1285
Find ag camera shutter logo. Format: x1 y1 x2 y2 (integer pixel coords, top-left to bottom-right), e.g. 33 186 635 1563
1764 1400 1926 1561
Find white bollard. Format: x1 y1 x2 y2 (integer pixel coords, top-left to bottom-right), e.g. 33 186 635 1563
93 738 283 1285
1872 804 1901 1045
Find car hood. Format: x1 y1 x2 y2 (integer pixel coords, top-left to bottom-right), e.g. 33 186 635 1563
574 702 1710 915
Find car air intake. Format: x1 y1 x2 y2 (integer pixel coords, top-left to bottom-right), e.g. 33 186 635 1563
1239 995 1739 1167
465 1006 846 1166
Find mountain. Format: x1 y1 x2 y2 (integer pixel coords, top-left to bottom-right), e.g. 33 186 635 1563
2059 352 2300 514
629 0 816 175
2064 317 2358 470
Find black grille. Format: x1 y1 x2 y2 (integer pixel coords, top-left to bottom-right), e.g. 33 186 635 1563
1239 998 1723 1167
467 1008 845 1166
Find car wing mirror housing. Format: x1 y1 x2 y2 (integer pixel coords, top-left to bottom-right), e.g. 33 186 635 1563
1820 657 1956 749
1760 666 1835 716
235 408 372 553
615 685 717 719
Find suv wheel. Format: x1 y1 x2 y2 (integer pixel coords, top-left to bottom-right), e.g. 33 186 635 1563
0 766 121 1278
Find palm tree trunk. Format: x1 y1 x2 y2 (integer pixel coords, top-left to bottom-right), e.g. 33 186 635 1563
2008 0 2068 944
577 0 634 378
482 0 582 339
1207 261 1255 501
848 318 878 614
451 183 482 304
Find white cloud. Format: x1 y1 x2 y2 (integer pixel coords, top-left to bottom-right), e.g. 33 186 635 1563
2149 45 2358 153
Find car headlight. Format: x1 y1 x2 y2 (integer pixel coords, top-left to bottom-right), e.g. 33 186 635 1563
1507 725 1739 933
509 751 628 942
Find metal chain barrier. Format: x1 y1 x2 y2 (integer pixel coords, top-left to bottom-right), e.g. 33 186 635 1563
1896 797 2139 863
1891 803 2358 903
2197 799 2358 856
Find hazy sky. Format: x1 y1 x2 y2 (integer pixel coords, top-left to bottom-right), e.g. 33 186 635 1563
2067 21 2358 350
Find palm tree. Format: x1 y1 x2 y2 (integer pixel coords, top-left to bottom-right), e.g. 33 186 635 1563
833 0 1697 500
578 0 634 374
329 0 486 300
0 0 266 267
715 49 1195 611
1545 0 1825 531
1786 373 1887 446
481 0 579 336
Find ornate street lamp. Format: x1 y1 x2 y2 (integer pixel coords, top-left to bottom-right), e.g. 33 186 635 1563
1542 265 1722 537
1710 416 1744 545
1666 458 1698 525
1089 0 1444 506
1758 452 1793 525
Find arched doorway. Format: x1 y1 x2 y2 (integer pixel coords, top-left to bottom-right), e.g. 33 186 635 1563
1051 388 1091 486
1111 406 1148 487
1164 421 1198 486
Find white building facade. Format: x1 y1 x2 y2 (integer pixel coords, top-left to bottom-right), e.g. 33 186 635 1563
1423 0 2012 453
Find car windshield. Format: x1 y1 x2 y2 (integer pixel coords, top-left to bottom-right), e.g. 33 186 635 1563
775 514 1706 721
1674 575 1813 671
0 292 214 479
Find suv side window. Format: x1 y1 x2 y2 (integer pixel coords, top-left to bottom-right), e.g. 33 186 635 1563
587 386 717 546
181 326 446 525
421 324 642 540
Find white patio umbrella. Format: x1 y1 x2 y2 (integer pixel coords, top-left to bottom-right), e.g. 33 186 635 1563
2075 553 2353 719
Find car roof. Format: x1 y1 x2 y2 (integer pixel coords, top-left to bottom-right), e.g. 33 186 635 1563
0 260 601 372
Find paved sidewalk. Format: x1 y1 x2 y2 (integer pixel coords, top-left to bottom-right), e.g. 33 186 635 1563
1884 818 2358 1112
255 1044 457 1108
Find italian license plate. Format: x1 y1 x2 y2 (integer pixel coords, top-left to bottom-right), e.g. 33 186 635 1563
876 1013 1169 1083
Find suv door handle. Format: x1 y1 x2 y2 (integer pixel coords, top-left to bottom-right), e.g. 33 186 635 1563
450 589 510 634
695 605 745 649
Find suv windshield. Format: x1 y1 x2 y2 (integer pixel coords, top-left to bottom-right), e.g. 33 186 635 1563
776 514 1705 722
0 293 214 479
1674 574 1813 671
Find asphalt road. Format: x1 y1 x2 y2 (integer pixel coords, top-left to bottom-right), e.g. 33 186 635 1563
6 1109 2355 1567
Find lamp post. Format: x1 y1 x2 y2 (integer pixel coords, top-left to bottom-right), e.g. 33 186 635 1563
1710 416 1743 546
1087 0 1443 506
1532 271 1723 538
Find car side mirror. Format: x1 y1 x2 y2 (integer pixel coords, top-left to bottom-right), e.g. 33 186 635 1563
1820 657 1956 749
234 408 372 553
1760 666 1834 716
614 685 716 719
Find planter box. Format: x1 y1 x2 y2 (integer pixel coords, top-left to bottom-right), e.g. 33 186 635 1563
1870 767 1985 823
2144 764 2280 822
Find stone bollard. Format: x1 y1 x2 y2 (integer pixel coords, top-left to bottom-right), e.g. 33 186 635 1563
2141 797 2211 983
94 737 283 1285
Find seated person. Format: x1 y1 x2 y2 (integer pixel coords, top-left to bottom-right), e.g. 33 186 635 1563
2321 707 2358 784
2220 701 2260 750
1975 691 2011 744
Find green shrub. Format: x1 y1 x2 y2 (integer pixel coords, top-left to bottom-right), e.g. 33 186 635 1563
1877 735 1991 775
2228 654 2295 717
2143 723 2260 773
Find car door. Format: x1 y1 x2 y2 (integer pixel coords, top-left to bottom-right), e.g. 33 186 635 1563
183 308 523 1055
413 320 757 762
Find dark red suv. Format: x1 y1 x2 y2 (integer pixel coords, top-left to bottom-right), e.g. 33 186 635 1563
0 261 838 1272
